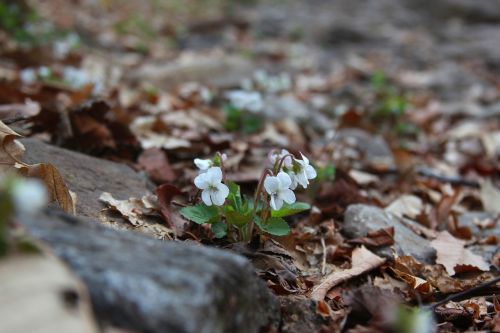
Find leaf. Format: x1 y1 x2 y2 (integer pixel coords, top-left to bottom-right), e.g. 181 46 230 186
348 227 395 247
226 181 242 210
27 163 74 214
180 204 219 224
0 100 40 122
480 180 500 214
431 231 490 276
0 121 25 173
255 216 290 236
211 221 227 238
271 202 310 218
311 246 386 301
99 192 156 226
385 194 423 219
224 208 252 227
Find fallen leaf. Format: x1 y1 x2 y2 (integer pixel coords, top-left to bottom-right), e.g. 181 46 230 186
348 227 395 247
27 163 74 214
99 192 156 226
480 180 500 214
431 231 490 276
385 194 423 219
155 184 187 235
388 267 432 294
0 121 26 173
311 246 386 301
0 100 40 122
137 148 175 184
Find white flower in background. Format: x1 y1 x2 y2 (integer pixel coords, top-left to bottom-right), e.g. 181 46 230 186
269 149 293 168
63 66 90 89
290 153 317 189
20 68 36 85
264 172 296 210
11 179 48 216
194 167 229 206
194 158 213 173
38 66 51 78
225 90 264 113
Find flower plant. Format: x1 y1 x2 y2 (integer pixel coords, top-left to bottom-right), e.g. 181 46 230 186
180 149 316 242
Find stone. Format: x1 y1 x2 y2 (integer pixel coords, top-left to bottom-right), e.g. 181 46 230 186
20 208 279 333
342 204 435 264
458 212 500 239
333 129 395 170
20 138 154 220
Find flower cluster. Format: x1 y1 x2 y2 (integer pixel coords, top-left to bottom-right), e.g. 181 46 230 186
182 150 316 241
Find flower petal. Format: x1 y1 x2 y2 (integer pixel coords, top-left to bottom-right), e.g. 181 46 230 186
201 190 212 206
277 171 292 189
305 165 317 179
264 176 280 194
212 183 229 206
273 197 284 210
270 195 277 210
194 173 209 189
206 167 223 183
288 172 298 190
300 152 310 165
280 188 296 204
194 158 212 170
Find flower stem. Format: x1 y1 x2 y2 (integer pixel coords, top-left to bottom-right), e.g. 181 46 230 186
247 168 273 242
275 153 295 173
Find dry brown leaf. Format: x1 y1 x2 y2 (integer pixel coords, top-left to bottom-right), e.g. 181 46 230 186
0 121 74 212
0 100 41 122
311 246 385 301
27 163 75 214
385 194 423 219
0 121 26 173
99 192 157 226
348 227 395 247
388 267 432 294
480 180 500 214
431 231 490 276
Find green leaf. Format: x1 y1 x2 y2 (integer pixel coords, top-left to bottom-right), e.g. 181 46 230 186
255 216 290 236
226 181 242 210
271 202 311 218
180 204 219 224
224 207 252 227
211 221 227 238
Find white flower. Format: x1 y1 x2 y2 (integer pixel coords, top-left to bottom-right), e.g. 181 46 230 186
291 153 317 189
264 172 296 210
11 179 48 216
194 158 213 172
269 149 293 168
225 90 264 113
194 167 229 206
20 68 36 85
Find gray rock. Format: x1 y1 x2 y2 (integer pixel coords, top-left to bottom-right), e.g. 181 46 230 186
468 245 499 267
334 129 395 169
458 212 500 239
20 138 153 220
20 209 279 333
343 204 435 264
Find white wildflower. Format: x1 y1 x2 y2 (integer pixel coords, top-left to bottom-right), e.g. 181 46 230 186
225 90 264 113
194 158 213 172
269 149 293 168
264 172 296 210
194 167 229 206
20 68 36 85
11 179 48 216
290 153 317 189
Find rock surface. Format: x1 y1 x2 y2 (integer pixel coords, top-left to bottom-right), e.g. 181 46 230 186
20 208 279 333
20 138 153 220
343 204 435 263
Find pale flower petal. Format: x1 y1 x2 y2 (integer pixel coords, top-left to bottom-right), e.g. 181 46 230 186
305 165 317 179
194 173 209 189
206 167 223 183
277 171 292 189
264 176 280 194
211 183 229 206
194 158 212 171
270 195 278 210
201 190 212 206
281 189 296 204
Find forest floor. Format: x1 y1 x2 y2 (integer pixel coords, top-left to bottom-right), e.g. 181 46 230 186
0 0 499 332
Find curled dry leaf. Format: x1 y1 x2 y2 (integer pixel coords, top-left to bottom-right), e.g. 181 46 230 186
99 192 157 226
0 121 74 213
27 163 74 214
385 194 423 219
388 267 432 294
431 231 490 276
311 246 385 301
348 227 395 247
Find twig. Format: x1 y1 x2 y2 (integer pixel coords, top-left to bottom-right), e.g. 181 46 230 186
427 276 500 310
416 167 480 188
320 237 326 276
